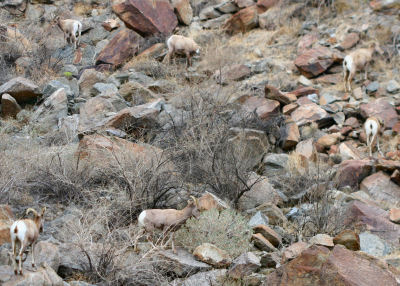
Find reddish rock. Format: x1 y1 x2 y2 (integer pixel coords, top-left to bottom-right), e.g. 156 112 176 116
268 245 399 286
243 97 280 120
360 171 400 204
135 43 165 60
317 73 342 85
223 5 258 34
360 98 398 128
236 0 256 8
297 33 318 54
390 169 400 186
215 64 251 84
228 252 261 279
193 243 231 267
296 96 313 106
282 119 300 150
283 103 298 115
172 0 193 25
386 150 400 161
333 230 360 251
102 18 120 31
257 0 279 11
294 46 335 78
345 200 400 247
105 105 159 134
0 77 40 104
252 233 278 252
96 28 142 67
339 126 353 136
113 0 178 37
281 241 309 263
339 32 360 50
296 139 317 161
253 225 281 247
1 93 21 118
344 117 360 128
375 159 400 173
287 86 319 98
389 208 400 223
339 141 362 160
265 85 296 105
0 205 13 245
392 121 400 134
291 103 329 126
335 159 373 189
317 133 341 150
370 0 400 11
309 234 334 248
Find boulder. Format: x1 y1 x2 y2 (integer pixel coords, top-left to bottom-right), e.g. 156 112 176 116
253 224 281 247
1 94 21 118
265 85 296 105
282 119 300 150
32 241 60 272
339 142 362 161
333 230 360 251
281 241 309 263
360 98 398 129
32 88 68 131
344 200 400 248
335 159 373 189
296 139 317 161
112 0 178 37
294 47 335 78
228 252 261 279
291 103 329 127
309 234 334 248
0 205 13 245
0 265 63 286
238 173 282 210
78 69 106 98
248 211 269 227
297 33 318 54
157 247 211 277
360 171 400 205
236 0 256 8
359 231 392 257
252 233 278 252
193 243 232 267
172 0 193 25
338 32 359 50
172 269 227 286
257 0 280 11
214 64 251 84
102 18 120 31
267 245 399 286
0 77 40 104
96 28 142 67
316 133 341 150
242 96 280 120
223 5 259 34
199 6 221 20
370 0 400 11
389 208 400 223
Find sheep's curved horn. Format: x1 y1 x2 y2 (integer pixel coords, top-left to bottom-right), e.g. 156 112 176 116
26 208 38 216
189 196 198 207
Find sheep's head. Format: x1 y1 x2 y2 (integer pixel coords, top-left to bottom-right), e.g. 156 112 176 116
188 196 200 218
370 42 384 55
26 207 46 233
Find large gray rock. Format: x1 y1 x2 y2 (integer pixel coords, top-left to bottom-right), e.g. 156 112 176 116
360 231 393 257
78 69 106 98
228 252 261 279
193 243 232 267
172 269 227 286
157 247 211 277
32 88 68 131
0 265 63 286
0 77 40 104
1 94 21 118
360 171 400 205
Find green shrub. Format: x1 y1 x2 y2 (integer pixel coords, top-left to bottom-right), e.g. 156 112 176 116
175 209 252 258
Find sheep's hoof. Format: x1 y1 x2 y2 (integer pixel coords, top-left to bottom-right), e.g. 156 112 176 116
19 270 23 275
14 269 18 275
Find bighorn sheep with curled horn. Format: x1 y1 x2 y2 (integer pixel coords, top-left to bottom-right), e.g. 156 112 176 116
54 16 82 49
134 196 199 253
343 42 384 92
164 35 201 67
9 207 46 275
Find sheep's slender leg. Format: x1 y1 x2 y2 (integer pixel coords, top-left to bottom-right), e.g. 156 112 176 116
77 27 81 46
376 134 383 156
31 242 36 269
18 244 26 275
364 63 368 80
367 134 372 157
348 71 355 92
134 228 145 252
343 69 349 92
186 52 191 67
171 232 176 254
11 239 17 275
72 34 77 49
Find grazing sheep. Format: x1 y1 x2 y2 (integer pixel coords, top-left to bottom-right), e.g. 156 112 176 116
55 16 82 49
134 197 199 253
343 42 383 92
10 207 46 275
365 116 383 157
165 35 200 67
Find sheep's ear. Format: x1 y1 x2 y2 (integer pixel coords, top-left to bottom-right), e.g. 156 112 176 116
41 207 46 216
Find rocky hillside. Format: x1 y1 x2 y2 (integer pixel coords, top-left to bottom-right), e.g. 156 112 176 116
0 0 400 285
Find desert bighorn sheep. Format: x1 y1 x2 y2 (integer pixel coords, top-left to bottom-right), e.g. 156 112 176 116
365 116 383 157
343 42 383 92
134 196 199 253
55 16 82 49
165 35 200 67
10 207 46 275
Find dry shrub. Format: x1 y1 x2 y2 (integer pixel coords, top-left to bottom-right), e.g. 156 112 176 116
175 209 252 258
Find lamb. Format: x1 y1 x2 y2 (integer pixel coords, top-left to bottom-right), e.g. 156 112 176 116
55 16 82 49
364 116 383 157
165 35 200 67
343 42 383 92
9 207 46 275
134 197 199 253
